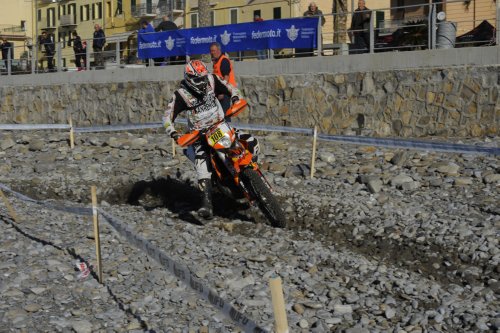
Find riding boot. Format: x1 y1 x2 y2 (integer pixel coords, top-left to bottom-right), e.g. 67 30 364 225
198 179 213 219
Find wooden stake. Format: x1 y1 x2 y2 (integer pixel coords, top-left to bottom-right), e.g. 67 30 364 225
172 138 176 157
69 117 75 149
91 186 103 284
310 126 318 179
269 276 289 333
0 189 19 223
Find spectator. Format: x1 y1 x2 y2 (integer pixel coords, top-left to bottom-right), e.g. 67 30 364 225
139 19 155 34
81 41 87 69
71 31 85 70
93 24 106 69
155 15 178 32
0 38 13 71
297 2 325 57
210 42 237 113
254 15 267 60
36 34 45 71
139 20 155 66
349 0 371 53
155 16 179 66
40 31 55 72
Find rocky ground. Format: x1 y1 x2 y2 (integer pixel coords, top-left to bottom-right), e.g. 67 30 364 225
0 129 498 333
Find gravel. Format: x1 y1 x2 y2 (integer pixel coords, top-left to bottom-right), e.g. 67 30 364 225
0 130 498 332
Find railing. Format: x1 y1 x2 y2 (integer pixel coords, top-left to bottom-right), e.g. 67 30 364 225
0 0 497 76
131 3 156 17
59 14 77 27
151 1 185 26
0 24 25 34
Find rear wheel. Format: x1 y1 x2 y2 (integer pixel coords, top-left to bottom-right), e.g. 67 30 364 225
241 168 286 228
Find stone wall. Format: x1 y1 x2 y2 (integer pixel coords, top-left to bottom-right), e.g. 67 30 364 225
0 65 498 137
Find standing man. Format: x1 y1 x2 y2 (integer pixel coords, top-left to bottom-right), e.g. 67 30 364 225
40 31 55 72
155 15 178 32
297 2 326 57
0 38 13 71
71 31 84 70
349 0 371 53
254 15 267 60
210 42 236 112
138 20 155 66
155 16 179 65
93 24 106 69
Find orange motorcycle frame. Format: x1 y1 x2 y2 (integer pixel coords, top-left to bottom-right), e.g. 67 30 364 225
176 98 266 199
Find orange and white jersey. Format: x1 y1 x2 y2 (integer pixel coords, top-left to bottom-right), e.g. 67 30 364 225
163 74 240 135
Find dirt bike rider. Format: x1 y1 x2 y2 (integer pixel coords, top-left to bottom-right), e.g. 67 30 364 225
163 60 259 219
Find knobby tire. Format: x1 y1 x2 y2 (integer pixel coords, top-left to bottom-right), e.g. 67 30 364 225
241 168 286 228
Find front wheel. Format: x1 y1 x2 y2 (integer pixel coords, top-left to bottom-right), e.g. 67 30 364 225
241 168 286 228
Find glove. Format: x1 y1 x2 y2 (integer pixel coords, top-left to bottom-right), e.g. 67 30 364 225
170 131 180 143
231 96 240 105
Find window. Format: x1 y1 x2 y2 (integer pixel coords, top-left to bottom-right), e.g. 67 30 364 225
93 3 102 19
253 10 261 19
210 11 215 26
58 31 66 48
58 5 65 19
146 0 153 13
68 4 77 23
230 8 238 24
47 8 55 27
81 5 90 21
191 13 198 28
131 0 136 12
273 7 281 19
37 9 41 22
116 0 123 15
158 0 167 11
85 4 90 20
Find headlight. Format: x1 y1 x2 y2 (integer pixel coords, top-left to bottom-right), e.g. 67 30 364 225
218 136 232 148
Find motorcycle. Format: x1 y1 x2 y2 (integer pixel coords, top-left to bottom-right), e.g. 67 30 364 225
176 99 286 228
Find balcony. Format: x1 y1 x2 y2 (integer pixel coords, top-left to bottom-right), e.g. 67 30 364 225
151 2 185 26
158 4 184 16
60 14 77 27
38 0 71 4
40 22 57 30
132 3 157 18
0 25 25 36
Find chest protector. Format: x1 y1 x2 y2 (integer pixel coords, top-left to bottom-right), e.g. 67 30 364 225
177 75 225 131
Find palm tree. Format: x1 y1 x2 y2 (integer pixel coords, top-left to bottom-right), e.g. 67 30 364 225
198 0 211 62
333 0 348 43
198 0 210 27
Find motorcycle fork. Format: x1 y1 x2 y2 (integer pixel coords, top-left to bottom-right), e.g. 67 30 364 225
211 150 257 203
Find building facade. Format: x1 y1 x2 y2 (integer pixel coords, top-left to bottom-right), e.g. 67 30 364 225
33 0 106 68
31 0 184 69
0 1 33 61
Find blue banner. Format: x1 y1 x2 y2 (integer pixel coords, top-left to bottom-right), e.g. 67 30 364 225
138 17 318 59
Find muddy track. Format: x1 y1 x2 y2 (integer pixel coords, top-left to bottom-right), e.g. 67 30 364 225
7 174 493 294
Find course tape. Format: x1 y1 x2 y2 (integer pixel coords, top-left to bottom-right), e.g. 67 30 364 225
0 124 71 130
234 122 313 135
317 134 500 156
0 183 92 216
1 121 498 155
0 182 269 333
99 210 269 333
74 123 163 133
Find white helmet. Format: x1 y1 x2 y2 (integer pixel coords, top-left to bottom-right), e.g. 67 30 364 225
184 60 209 95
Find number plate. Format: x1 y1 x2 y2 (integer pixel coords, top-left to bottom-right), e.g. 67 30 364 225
208 128 224 144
